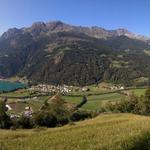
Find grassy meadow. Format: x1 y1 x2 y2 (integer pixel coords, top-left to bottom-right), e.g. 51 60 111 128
1 113 150 150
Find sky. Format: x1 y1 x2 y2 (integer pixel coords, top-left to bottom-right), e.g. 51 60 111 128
0 0 150 36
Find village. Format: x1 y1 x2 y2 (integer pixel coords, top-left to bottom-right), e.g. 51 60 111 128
29 83 125 93
29 84 73 94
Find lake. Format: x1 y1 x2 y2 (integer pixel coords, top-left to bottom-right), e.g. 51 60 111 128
0 80 27 92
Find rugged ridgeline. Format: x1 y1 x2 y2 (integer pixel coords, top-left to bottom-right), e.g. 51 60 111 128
0 21 150 86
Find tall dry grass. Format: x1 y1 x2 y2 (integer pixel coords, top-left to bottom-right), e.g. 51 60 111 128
0 113 150 150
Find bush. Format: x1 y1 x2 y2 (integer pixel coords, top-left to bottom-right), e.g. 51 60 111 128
0 100 12 129
70 110 92 121
102 88 150 115
33 111 57 127
18 115 33 129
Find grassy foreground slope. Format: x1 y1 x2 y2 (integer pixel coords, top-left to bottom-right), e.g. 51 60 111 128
1 113 150 150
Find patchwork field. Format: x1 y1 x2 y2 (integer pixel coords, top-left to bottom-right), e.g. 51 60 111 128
62 92 124 110
125 88 147 96
62 87 147 110
0 86 147 113
1 113 150 150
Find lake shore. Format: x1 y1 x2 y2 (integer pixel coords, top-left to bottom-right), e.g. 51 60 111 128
0 80 27 92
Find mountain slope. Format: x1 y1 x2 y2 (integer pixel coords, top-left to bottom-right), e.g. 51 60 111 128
1 114 150 150
0 21 150 86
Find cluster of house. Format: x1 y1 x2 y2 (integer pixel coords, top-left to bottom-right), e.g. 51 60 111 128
29 84 73 94
6 103 33 118
110 85 125 90
74 87 90 92
24 106 33 117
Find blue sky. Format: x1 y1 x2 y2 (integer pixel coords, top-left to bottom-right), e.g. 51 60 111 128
0 0 150 36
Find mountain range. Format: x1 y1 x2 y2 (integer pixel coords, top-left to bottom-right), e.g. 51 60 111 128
0 21 150 86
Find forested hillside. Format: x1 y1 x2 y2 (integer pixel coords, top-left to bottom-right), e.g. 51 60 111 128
0 21 150 86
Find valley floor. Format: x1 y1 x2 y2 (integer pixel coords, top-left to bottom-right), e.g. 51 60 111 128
1 113 150 150
1 86 147 114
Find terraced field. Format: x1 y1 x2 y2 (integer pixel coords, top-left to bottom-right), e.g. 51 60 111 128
1 114 150 150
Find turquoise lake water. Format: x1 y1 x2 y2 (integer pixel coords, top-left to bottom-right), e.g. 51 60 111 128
0 81 26 92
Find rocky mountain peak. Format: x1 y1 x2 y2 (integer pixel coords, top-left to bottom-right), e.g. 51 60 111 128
1 28 21 39
31 22 46 28
1 21 150 42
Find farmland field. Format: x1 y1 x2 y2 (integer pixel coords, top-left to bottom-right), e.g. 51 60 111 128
62 87 147 110
124 88 147 96
1 113 150 150
62 92 124 110
0 86 148 113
